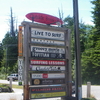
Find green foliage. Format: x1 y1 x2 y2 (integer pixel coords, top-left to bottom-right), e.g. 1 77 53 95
62 1 100 85
63 14 100 85
0 73 6 80
81 26 100 84
1 32 18 74
63 16 92 81
80 0 100 84
91 0 100 29
12 62 18 73
63 15 74 28
0 84 9 88
0 43 3 68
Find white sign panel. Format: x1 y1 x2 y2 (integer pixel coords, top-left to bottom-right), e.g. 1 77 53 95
32 73 65 79
31 28 65 41
18 58 23 85
30 65 65 71
31 46 65 54
31 38 65 46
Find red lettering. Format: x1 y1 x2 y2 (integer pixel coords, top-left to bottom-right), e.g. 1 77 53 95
32 89 35 91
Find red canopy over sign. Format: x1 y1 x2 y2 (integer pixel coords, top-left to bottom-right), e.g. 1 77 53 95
26 12 63 25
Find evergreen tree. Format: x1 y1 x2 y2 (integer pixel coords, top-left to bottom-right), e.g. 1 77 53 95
91 0 100 41
63 16 89 80
0 43 3 69
2 32 18 73
91 0 100 30
81 0 100 84
0 7 18 74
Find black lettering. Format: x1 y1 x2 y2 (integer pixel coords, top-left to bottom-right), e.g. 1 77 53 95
52 33 61 37
34 31 43 36
48 32 51 36
45 32 51 36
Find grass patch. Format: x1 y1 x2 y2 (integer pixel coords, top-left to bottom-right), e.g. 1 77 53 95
0 84 10 88
0 83 23 89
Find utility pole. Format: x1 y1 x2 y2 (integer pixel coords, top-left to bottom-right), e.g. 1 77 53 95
73 0 82 100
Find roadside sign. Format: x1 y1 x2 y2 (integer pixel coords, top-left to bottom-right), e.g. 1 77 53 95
30 65 65 71
31 38 65 46
18 58 23 85
31 79 65 85
31 28 65 41
21 21 71 100
31 46 65 54
30 91 66 99
31 73 65 79
30 60 66 66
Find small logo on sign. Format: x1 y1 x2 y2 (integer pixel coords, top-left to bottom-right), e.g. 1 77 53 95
43 73 48 78
34 79 40 85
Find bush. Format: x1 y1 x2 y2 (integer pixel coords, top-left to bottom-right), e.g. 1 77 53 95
0 84 13 92
0 73 7 80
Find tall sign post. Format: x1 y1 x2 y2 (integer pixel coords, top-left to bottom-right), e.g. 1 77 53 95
73 0 82 100
21 13 72 100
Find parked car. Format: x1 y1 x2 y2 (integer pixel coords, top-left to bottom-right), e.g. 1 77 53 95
7 73 18 81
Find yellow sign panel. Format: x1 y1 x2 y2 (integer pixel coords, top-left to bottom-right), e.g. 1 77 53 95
31 91 66 99
18 26 23 56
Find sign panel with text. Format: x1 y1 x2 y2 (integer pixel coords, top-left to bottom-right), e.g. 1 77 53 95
30 86 66 99
30 65 65 71
31 79 65 85
18 26 23 56
31 46 65 54
31 73 65 79
18 58 23 85
30 60 66 66
31 28 65 41
31 38 65 46
30 91 66 99
31 52 65 59
30 86 65 93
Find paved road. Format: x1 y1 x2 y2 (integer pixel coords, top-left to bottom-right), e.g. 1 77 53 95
0 79 18 85
0 88 23 100
0 80 100 100
82 85 100 100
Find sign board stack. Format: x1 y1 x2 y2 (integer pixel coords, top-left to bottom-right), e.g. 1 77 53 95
21 21 71 99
